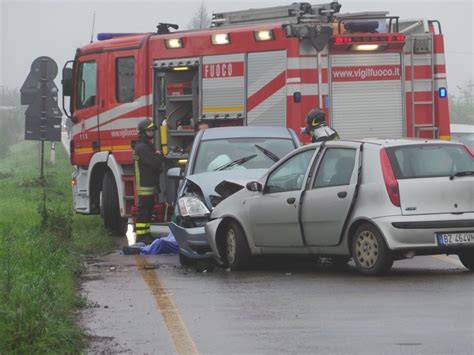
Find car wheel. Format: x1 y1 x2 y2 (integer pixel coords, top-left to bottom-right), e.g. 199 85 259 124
102 171 127 236
458 250 474 271
351 223 393 276
179 252 195 267
225 222 250 271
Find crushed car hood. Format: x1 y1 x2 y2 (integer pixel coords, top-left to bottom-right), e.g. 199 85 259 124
186 169 267 208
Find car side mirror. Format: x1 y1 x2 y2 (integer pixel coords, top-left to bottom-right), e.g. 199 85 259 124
246 181 262 192
167 167 184 180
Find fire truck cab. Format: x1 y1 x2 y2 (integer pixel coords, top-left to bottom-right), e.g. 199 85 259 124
61 1 450 234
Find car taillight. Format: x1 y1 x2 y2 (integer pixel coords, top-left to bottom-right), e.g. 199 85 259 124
380 148 400 207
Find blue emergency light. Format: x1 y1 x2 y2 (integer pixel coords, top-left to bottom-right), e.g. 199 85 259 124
97 33 137 41
439 87 447 98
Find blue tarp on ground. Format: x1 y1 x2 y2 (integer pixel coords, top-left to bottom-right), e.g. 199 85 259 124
139 233 179 255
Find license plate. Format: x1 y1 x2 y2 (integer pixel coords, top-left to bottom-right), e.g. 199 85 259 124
436 232 474 246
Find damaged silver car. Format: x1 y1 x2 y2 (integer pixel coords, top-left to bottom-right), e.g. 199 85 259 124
168 126 300 265
206 139 474 275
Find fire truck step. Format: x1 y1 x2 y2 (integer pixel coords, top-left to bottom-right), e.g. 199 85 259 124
413 101 434 105
414 124 437 128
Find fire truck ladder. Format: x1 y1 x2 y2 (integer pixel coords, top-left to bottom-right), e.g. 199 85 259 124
409 33 437 138
211 2 341 27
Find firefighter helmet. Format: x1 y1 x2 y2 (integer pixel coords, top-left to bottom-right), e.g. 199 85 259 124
137 119 157 134
306 108 326 128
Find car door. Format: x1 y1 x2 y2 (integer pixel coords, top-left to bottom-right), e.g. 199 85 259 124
246 148 316 247
73 55 101 162
302 143 360 246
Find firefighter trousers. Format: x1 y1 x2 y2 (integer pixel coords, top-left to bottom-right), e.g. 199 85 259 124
136 195 154 240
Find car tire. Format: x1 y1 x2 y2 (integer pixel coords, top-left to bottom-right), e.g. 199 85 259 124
351 223 393 276
179 252 195 267
458 250 474 271
102 171 127 236
225 221 250 271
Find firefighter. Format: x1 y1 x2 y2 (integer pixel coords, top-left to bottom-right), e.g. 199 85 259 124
302 108 339 143
134 119 164 245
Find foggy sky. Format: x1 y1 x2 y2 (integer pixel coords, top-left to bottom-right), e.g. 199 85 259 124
1 0 473 94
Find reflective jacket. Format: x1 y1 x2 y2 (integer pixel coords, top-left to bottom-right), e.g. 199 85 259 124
134 136 163 195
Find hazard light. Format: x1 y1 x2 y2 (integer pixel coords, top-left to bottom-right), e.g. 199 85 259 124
212 33 230 45
254 30 274 41
165 38 183 49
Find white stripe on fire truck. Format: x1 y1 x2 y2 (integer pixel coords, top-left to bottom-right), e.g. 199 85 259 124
100 116 146 131
286 83 328 96
72 94 152 135
286 77 301 84
72 117 147 139
90 94 151 130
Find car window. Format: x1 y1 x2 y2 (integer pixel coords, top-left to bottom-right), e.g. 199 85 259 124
313 148 356 188
116 56 135 103
265 149 315 193
193 138 295 174
76 61 97 109
387 144 474 179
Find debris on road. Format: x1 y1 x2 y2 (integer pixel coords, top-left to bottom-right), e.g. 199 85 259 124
122 233 179 256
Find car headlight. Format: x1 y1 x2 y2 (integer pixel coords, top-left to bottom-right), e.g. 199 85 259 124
178 196 210 217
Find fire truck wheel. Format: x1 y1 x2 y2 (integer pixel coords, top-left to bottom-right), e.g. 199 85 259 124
102 171 127 236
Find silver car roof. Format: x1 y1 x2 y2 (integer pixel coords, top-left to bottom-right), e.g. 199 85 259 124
201 126 294 140
305 138 462 149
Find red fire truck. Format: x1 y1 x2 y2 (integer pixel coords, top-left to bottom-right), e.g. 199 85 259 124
61 1 450 234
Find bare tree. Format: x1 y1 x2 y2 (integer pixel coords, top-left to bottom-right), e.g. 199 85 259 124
188 0 211 30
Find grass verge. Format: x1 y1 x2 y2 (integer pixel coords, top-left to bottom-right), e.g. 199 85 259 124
0 140 114 353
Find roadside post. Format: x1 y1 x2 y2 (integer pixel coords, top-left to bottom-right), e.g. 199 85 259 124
51 142 56 164
20 56 62 179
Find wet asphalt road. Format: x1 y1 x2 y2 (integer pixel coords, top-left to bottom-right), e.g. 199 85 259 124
80 246 473 355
